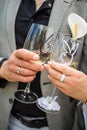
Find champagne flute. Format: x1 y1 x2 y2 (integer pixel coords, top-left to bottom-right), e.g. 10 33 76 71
37 19 84 114
15 23 54 104
37 32 82 114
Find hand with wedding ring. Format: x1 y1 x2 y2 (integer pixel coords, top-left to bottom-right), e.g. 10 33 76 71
0 49 44 82
44 61 87 103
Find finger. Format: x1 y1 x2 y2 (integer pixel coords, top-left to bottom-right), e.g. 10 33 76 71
48 74 75 93
8 72 36 82
48 75 66 89
48 72 80 94
16 75 36 82
14 58 43 71
15 49 39 61
10 63 40 76
15 67 37 76
48 61 82 77
44 64 62 80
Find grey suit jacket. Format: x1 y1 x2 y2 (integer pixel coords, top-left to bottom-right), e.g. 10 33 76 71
0 0 87 130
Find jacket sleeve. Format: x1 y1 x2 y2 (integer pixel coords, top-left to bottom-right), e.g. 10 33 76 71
0 78 8 88
0 57 8 88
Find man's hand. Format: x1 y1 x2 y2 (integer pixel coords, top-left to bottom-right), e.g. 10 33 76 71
0 49 44 82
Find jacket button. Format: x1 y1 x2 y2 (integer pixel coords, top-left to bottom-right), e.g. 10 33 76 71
9 98 14 104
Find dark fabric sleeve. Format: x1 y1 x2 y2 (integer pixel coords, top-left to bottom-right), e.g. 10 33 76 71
0 58 8 88
0 78 8 88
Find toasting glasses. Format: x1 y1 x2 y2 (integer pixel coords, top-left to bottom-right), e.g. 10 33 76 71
14 23 81 116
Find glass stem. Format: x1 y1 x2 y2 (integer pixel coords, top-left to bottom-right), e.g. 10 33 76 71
50 87 56 97
24 82 30 93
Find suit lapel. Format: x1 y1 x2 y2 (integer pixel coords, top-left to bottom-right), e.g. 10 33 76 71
48 0 73 33
6 0 22 52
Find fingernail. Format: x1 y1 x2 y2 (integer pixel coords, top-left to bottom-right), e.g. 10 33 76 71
48 61 52 64
44 64 47 67
33 54 39 60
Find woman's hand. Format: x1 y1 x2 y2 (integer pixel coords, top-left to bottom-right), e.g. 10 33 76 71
0 49 44 82
45 61 87 103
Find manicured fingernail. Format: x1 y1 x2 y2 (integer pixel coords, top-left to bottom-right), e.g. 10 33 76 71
48 61 52 64
33 54 39 60
44 64 47 67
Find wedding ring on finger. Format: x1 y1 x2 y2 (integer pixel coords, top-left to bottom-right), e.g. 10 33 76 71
59 74 66 82
16 67 21 74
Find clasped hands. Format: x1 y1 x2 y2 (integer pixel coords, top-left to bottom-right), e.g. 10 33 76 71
0 48 87 103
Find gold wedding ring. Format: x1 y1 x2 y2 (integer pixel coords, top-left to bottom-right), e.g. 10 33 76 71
16 67 21 74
